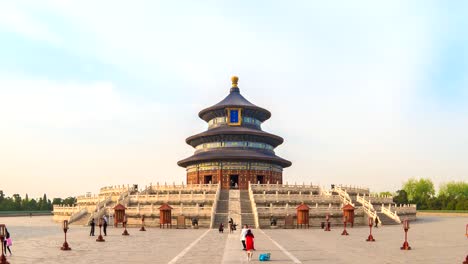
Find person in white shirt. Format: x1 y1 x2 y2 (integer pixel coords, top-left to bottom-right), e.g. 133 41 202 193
240 225 248 250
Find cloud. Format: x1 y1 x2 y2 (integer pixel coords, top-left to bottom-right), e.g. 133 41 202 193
0 2 62 46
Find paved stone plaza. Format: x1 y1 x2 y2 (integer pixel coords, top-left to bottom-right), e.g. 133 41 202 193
0 215 466 263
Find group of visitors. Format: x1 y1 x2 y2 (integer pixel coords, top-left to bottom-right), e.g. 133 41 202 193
89 215 108 236
240 225 255 261
2 226 12 256
218 219 256 261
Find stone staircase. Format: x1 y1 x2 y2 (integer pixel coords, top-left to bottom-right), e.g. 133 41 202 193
213 190 229 228
377 212 399 225
72 212 91 226
240 191 255 228
228 190 241 226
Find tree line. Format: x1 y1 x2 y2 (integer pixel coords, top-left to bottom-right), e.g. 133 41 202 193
391 179 468 210
0 191 76 211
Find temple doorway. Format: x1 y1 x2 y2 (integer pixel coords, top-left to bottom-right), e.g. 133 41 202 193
204 175 212 184
229 175 239 189
256 175 265 184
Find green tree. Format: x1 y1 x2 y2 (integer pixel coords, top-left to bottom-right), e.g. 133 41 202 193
402 178 435 204
379 191 393 197
393 190 408 204
439 181 468 199
40 194 49 210
12 194 22 210
63 197 77 206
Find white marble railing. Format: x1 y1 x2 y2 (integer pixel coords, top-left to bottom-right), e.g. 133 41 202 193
394 204 417 214
53 205 81 215
128 193 215 204
99 185 131 195
333 186 355 206
250 183 320 193
76 195 100 205
319 186 331 196
359 194 393 204
356 194 381 226
381 204 401 223
248 183 260 228
338 185 370 194
149 183 218 192
256 206 344 216
125 205 212 217
253 193 341 204
210 183 221 228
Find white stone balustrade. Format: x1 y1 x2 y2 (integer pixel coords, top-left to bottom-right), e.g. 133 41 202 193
250 183 320 193
125 205 213 217
253 194 341 204
127 193 216 204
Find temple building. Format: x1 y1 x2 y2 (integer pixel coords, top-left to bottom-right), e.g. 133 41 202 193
177 76 292 190
53 75 415 229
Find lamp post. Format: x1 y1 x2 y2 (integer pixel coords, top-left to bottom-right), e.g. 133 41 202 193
400 219 411 250
140 215 146 231
60 220 71 250
341 215 349 236
122 215 129 236
366 217 375 242
0 224 9 264
96 218 105 242
324 213 331 231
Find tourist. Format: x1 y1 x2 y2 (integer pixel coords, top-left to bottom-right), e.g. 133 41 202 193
245 229 255 261
89 218 95 236
375 217 379 228
3 227 11 256
218 223 224 233
240 225 248 250
103 215 108 236
229 218 234 233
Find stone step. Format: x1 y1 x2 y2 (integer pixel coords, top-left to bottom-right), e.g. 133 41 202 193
377 212 399 225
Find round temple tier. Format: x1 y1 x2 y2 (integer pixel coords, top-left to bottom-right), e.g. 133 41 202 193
178 76 291 190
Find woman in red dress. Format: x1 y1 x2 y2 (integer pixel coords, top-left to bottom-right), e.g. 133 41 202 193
245 229 255 261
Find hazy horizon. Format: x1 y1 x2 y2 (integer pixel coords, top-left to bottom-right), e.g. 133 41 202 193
1 1 467 198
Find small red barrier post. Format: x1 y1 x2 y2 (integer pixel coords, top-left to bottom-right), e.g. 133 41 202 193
61 220 71 250
341 215 349 236
96 218 105 242
463 255 468 264
122 214 130 236
366 217 375 242
400 219 411 250
140 215 146 231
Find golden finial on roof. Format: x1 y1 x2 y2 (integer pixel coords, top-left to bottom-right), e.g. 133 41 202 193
231 76 239 87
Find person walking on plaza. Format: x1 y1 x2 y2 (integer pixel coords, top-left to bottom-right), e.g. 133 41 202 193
3 227 12 256
240 225 248 250
103 215 108 236
374 216 379 228
89 218 95 236
245 229 255 262
218 223 224 233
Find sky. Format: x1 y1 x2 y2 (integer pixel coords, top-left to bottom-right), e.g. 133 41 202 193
0 1 467 198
